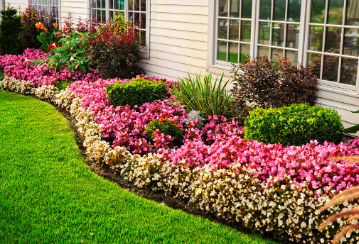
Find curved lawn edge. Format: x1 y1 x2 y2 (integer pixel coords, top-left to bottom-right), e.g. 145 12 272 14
0 89 277 244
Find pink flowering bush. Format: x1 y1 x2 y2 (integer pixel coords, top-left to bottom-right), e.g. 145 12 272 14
67 75 187 154
0 48 101 87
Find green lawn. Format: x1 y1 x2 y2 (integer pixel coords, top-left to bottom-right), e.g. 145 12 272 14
0 89 278 244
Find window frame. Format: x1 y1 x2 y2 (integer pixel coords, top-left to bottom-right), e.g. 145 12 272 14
28 0 60 25
211 0 359 94
88 0 150 58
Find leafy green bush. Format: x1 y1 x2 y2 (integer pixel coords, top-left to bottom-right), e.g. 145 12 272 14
55 81 72 91
32 31 90 72
107 78 168 107
171 73 235 120
0 5 24 55
244 103 344 146
145 118 183 140
231 55 317 110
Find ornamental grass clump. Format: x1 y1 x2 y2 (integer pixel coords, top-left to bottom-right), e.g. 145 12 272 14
171 73 235 120
244 103 344 146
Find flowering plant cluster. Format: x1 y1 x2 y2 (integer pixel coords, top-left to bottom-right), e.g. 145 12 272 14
3 76 359 243
35 22 63 52
0 48 101 87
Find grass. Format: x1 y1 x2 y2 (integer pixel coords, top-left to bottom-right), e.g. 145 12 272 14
0 89 278 244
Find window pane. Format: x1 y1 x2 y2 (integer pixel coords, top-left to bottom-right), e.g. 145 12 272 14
229 20 239 40
322 55 339 81
102 10 106 21
327 0 344 25
218 41 227 61
97 0 100 9
310 0 325 23
240 44 250 63
134 13 140 27
134 0 139 11
101 0 105 9
258 46 269 57
346 0 359 26
273 0 286 21
325 27 341 54
343 28 359 56
286 24 299 49
308 53 322 79
114 0 119 9
340 58 357 85
140 0 146 11
242 0 252 18
285 50 298 64
120 0 124 10
260 0 271 20
308 25 324 51
109 11 114 20
272 23 284 47
140 13 146 29
229 42 239 63
140 30 146 46
218 19 228 39
287 0 301 22
109 0 113 9
219 0 229 17
258 22 270 45
230 0 240 17
240 21 251 42
271 48 283 60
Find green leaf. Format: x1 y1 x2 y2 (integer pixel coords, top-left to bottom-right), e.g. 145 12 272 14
79 65 86 73
343 124 359 134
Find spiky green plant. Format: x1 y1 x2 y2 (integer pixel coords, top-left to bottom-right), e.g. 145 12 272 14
318 156 359 244
171 73 235 119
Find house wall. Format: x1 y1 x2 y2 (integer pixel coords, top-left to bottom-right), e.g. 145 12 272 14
5 0 27 11
60 0 88 27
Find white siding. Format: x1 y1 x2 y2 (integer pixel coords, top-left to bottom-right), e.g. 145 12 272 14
60 0 88 28
5 0 28 12
316 83 359 137
141 1 210 81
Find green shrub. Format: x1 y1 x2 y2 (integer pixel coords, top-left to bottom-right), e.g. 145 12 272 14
55 81 72 91
107 78 168 107
244 104 344 146
0 5 24 55
171 73 236 120
145 118 183 140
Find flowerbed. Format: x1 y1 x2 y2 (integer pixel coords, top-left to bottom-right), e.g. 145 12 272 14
0 48 101 87
1 51 359 243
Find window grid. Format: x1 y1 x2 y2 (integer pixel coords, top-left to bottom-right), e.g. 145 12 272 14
29 0 59 24
216 0 253 64
92 0 147 47
306 0 359 86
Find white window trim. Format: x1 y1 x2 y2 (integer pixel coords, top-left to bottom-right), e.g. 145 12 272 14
87 0 150 59
209 0 359 95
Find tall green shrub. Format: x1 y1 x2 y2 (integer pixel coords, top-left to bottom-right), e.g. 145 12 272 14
0 5 24 55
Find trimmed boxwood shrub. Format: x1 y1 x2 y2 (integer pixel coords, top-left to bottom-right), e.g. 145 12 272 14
107 78 168 107
244 103 344 146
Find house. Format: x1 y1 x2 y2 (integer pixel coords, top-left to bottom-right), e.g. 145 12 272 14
3 0 359 135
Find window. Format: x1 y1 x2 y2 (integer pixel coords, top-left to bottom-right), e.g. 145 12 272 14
216 0 253 64
213 0 359 92
91 0 149 50
29 0 59 23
